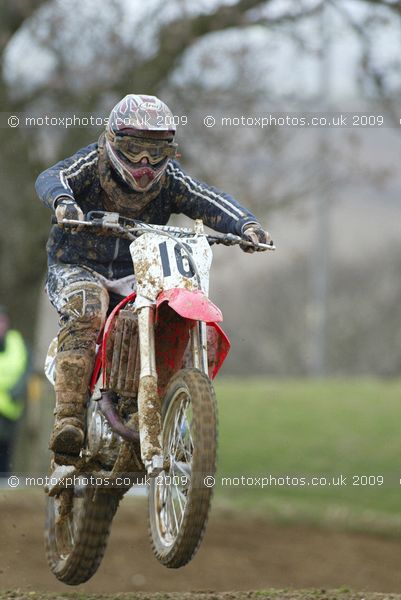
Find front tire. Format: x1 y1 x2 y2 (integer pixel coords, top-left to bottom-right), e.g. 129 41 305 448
148 368 217 568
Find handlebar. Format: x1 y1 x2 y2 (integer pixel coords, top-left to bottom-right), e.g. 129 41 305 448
51 210 276 251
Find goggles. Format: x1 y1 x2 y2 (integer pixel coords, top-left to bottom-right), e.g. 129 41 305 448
108 132 177 165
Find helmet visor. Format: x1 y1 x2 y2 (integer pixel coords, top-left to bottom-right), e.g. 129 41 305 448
111 135 177 165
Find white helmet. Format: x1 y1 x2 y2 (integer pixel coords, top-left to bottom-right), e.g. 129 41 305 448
105 94 177 192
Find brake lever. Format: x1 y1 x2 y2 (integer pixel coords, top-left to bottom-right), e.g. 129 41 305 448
60 218 94 227
207 232 276 250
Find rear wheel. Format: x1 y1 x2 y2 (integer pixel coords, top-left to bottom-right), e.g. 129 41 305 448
148 368 217 568
45 482 121 585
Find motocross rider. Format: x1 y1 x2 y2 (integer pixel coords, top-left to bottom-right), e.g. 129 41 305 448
35 94 271 460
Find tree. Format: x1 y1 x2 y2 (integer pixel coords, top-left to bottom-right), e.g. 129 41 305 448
1 0 400 350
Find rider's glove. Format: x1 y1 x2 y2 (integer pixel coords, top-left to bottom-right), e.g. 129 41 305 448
55 197 84 229
241 223 272 253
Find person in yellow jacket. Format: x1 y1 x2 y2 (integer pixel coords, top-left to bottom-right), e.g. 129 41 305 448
0 306 28 475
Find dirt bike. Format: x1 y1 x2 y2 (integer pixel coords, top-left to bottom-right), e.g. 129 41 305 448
43 211 275 584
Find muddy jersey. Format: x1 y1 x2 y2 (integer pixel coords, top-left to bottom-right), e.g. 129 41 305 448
35 142 258 279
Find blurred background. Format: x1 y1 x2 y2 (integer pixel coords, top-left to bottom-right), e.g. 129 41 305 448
1 0 401 593
1 0 401 376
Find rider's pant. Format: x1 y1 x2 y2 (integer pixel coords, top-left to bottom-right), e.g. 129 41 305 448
46 265 109 393
46 265 110 453
46 264 109 356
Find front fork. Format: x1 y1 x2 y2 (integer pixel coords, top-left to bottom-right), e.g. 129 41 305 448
136 303 163 475
136 302 208 475
191 320 208 373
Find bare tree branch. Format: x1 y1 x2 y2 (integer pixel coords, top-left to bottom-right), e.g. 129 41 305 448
116 0 272 94
0 0 48 54
353 0 401 16
329 0 400 123
253 1 323 27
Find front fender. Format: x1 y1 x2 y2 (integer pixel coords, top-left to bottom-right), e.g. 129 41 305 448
156 288 222 323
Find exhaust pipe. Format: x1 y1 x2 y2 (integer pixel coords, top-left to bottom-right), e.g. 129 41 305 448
98 390 140 443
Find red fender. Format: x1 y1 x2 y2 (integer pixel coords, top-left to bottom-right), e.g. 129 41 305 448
206 321 231 379
156 288 222 323
90 288 230 394
156 288 230 381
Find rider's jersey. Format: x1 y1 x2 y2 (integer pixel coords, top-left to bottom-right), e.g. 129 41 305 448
35 142 258 279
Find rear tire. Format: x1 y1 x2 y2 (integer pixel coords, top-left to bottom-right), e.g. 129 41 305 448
45 483 121 585
148 368 217 568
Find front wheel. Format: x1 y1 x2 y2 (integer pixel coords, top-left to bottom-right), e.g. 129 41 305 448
148 368 217 568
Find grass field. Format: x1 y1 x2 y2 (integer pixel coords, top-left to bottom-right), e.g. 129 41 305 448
214 378 401 533
2 379 401 596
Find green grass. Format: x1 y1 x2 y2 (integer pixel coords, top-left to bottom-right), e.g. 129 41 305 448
213 378 401 533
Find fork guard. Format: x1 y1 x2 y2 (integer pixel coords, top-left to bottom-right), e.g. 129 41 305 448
156 288 223 323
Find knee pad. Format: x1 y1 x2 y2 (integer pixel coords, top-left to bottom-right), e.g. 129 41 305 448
59 282 108 323
58 283 109 352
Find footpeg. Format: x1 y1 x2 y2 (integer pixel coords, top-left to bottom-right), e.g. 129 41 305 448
145 454 164 477
46 464 77 496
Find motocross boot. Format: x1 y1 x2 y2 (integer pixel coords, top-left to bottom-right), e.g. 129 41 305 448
49 350 94 456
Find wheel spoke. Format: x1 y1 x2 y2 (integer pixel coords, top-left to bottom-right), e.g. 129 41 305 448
172 460 191 477
153 386 195 547
168 491 180 534
148 370 217 568
174 485 185 518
